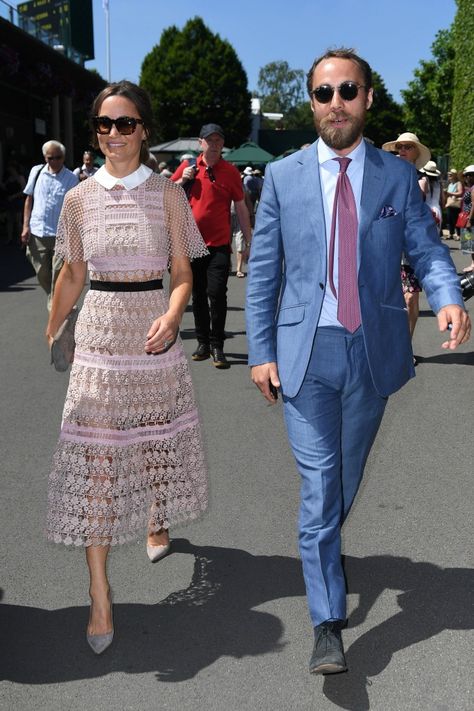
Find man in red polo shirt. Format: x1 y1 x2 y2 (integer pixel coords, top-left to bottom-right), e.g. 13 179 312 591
172 123 252 368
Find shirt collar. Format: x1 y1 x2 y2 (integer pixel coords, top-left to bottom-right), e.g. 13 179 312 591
94 164 152 190
317 136 366 167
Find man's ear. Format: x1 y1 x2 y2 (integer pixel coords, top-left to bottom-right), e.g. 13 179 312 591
366 87 374 111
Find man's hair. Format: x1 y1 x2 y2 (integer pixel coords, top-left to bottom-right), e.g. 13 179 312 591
42 140 66 157
90 80 153 164
306 48 373 96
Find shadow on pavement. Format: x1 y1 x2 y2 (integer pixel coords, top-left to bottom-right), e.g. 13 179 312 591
0 539 302 684
324 555 473 710
0 243 34 290
0 544 471 704
417 352 473 366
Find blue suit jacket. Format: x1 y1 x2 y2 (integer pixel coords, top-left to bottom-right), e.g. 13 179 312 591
246 140 464 399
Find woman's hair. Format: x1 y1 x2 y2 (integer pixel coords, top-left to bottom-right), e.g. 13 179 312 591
90 80 153 164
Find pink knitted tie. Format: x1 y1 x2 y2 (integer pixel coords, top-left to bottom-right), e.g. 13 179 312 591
328 157 361 333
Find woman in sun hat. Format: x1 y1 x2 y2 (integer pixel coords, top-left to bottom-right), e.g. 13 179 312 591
460 165 474 273
382 132 432 359
419 160 445 234
444 168 464 240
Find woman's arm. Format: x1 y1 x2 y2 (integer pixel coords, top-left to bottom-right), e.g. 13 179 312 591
46 261 87 345
145 256 192 353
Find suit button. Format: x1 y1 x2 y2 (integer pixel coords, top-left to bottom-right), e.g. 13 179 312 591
319 282 324 290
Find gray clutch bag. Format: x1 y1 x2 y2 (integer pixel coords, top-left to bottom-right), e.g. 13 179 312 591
50 307 79 372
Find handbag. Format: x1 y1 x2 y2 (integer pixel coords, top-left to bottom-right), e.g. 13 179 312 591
446 195 461 209
50 307 79 372
456 212 469 229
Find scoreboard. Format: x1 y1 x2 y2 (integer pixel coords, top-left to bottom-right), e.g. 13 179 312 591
17 0 94 61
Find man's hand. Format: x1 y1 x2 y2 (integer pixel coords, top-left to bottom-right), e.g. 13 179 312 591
438 305 471 349
181 166 196 182
20 226 30 246
251 362 280 404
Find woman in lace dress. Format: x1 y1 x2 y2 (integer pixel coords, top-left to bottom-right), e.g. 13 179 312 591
45 81 208 654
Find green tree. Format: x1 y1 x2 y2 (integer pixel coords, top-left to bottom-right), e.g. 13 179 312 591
257 61 306 115
140 17 251 146
401 28 455 157
450 0 474 168
365 71 404 147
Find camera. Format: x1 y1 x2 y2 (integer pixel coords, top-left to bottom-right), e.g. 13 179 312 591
460 272 474 301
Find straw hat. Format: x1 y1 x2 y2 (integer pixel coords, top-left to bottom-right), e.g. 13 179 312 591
448 168 458 175
420 160 441 177
381 132 431 169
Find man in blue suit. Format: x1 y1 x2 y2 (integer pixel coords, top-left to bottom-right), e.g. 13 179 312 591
246 48 471 675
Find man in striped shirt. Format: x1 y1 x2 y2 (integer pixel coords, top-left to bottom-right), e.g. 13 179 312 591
22 140 78 310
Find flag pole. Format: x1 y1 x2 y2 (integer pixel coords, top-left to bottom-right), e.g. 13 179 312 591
104 0 111 82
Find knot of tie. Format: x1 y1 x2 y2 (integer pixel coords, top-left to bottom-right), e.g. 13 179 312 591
335 156 351 174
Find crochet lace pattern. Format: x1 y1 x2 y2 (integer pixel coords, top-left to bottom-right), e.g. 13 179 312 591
47 174 208 546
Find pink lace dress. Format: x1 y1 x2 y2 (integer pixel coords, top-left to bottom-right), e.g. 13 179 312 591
47 172 209 546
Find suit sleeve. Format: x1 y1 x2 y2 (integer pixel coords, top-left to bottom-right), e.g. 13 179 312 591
245 165 284 366
403 165 464 313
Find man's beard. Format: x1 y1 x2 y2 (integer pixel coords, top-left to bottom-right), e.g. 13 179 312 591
314 112 365 151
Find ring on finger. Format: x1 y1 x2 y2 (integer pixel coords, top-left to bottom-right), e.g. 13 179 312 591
163 339 171 349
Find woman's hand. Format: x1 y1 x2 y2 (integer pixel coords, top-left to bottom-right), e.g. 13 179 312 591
145 312 179 354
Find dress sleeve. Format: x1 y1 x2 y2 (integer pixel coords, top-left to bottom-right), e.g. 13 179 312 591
163 179 208 261
54 189 85 263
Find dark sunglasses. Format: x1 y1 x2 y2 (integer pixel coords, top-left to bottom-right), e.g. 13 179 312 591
46 155 63 161
311 81 366 104
92 115 144 135
206 166 216 183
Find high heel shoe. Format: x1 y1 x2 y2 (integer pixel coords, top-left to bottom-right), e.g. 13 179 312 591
87 592 114 655
146 540 171 562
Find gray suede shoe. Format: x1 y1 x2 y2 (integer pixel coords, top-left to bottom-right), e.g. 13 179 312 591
87 595 114 655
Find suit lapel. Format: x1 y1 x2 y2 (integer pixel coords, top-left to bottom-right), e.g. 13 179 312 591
298 140 327 247
359 141 386 244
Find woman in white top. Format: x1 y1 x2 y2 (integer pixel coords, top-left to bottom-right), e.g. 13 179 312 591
419 160 445 235
45 81 208 654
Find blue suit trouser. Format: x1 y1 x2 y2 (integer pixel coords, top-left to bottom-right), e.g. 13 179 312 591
282 326 387 627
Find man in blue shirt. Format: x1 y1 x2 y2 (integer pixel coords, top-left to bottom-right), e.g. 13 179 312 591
22 140 78 310
246 48 471 675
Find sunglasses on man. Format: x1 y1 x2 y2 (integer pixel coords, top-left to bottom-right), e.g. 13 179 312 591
311 81 366 104
92 116 144 135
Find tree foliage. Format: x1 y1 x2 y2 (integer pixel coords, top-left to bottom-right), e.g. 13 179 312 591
364 71 404 147
140 17 251 146
401 28 455 157
257 61 306 114
450 0 474 169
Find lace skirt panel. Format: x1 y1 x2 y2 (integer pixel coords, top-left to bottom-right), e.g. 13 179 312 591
47 288 208 546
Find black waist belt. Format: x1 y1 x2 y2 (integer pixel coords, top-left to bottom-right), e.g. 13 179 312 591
90 279 163 292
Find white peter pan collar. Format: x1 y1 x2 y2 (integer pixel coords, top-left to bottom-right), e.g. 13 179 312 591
94 164 152 190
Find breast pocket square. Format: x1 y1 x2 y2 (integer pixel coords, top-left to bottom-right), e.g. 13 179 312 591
379 205 398 219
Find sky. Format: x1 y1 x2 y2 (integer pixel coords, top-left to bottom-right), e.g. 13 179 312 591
15 0 457 102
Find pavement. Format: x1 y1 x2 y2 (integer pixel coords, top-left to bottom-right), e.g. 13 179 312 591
0 240 472 711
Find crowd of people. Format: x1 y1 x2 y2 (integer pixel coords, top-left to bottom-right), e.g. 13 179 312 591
2 48 472 677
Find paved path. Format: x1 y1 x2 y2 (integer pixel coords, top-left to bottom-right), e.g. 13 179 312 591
0 242 472 711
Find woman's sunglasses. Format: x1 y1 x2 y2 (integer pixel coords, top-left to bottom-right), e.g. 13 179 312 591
311 81 366 104
92 116 144 135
